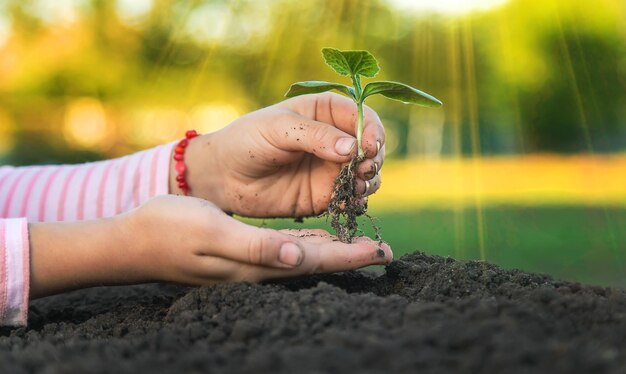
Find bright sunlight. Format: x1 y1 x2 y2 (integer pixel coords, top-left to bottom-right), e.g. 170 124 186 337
387 0 510 14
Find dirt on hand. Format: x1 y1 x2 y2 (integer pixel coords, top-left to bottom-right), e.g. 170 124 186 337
2 250 626 374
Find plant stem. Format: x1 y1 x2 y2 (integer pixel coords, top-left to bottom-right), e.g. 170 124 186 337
351 74 365 158
356 101 365 158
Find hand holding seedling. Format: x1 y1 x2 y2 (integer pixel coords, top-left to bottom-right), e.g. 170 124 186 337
171 92 386 218
285 48 442 242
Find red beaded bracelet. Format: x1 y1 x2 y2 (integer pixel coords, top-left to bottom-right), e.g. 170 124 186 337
174 129 200 195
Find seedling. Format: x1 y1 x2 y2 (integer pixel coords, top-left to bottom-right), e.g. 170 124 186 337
285 48 442 242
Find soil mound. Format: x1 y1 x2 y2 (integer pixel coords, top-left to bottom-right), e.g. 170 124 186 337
2 251 625 373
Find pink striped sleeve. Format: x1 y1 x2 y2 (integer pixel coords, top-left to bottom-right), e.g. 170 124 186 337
0 142 175 222
0 217 30 326
0 143 175 326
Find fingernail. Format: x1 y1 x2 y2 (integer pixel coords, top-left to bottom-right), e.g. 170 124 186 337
279 242 303 267
335 137 356 156
380 243 393 263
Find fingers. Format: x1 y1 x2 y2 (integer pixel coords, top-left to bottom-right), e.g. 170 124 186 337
266 109 383 196
355 173 381 197
357 158 376 180
264 112 357 163
205 212 306 269
277 229 335 242
188 228 393 284
229 233 393 282
361 105 385 158
357 142 385 179
309 236 393 273
283 92 386 161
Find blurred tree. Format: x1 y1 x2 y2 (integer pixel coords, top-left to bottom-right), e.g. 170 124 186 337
0 0 625 163
519 29 626 152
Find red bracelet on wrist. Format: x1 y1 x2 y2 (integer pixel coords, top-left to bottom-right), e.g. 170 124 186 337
174 129 200 196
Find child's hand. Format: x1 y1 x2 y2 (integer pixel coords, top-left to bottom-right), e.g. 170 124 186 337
128 195 392 285
173 92 386 218
29 195 392 298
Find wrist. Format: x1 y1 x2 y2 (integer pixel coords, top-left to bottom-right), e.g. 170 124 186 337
169 132 230 212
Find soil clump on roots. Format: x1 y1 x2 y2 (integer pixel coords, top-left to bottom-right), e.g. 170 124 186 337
328 156 366 243
2 250 626 373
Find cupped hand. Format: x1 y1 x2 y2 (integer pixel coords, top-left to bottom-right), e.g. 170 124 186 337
174 92 386 218
129 195 392 285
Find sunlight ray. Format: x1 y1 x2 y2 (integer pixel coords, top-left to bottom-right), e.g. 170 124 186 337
552 1 623 266
186 44 218 103
256 14 289 97
553 5 592 152
496 11 526 154
461 18 487 261
447 23 465 259
355 0 372 48
149 2 195 90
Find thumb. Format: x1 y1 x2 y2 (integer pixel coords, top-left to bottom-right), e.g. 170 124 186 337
211 215 305 268
269 114 357 163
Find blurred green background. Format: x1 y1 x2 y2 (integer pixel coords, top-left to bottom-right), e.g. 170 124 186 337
1 0 625 286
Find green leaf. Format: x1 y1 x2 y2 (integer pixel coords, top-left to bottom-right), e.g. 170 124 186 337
284 81 355 99
321 48 380 78
362 81 443 107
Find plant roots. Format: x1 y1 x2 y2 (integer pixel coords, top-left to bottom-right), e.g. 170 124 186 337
328 155 371 243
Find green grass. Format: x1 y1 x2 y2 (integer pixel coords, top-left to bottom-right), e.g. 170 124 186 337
242 206 626 288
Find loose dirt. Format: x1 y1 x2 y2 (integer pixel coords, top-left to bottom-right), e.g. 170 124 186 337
2 250 625 373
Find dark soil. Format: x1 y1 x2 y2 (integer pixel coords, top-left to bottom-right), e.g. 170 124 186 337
2 250 626 374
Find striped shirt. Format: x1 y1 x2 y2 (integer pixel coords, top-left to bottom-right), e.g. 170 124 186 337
0 142 174 326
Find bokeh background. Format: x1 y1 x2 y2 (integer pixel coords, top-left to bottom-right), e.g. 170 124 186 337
1 0 625 286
